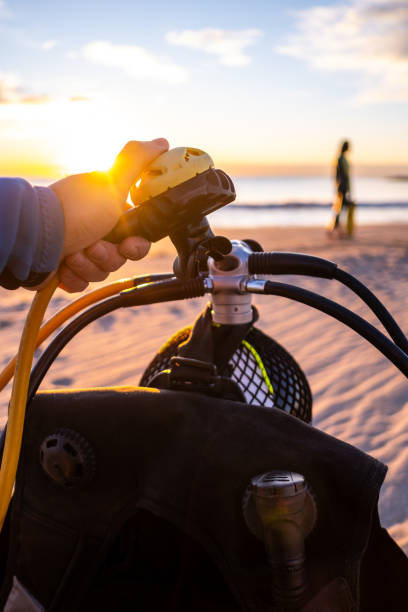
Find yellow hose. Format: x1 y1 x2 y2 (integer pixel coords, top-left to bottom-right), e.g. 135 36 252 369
0 276 58 532
0 277 135 393
0 274 152 532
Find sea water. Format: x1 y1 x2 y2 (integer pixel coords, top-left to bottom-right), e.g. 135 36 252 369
36 175 408 228
211 175 408 228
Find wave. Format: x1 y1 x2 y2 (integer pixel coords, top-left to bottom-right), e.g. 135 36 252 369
230 201 408 210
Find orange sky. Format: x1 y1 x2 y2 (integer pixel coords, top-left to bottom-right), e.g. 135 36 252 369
1 0 407 181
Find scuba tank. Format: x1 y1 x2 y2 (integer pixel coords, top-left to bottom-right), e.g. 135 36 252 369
0 147 407 611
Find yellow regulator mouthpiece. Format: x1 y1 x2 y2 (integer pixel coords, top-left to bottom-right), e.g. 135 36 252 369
130 147 214 206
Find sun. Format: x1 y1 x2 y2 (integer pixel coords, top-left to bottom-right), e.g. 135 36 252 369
53 99 128 176
0 96 156 181
60 139 115 175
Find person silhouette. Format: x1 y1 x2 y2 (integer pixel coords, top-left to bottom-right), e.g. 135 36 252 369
329 140 355 238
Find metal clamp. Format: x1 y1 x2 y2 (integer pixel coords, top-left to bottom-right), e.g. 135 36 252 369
207 240 255 325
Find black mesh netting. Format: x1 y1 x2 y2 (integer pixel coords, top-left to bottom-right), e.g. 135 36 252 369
140 326 312 423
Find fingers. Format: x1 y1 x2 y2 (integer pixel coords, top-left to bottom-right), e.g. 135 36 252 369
58 266 90 293
85 241 126 271
57 237 150 293
63 251 110 282
118 236 151 260
59 252 106 293
109 138 169 201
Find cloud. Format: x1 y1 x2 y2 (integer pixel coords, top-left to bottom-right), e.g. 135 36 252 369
69 96 91 102
82 40 188 83
41 39 58 51
0 0 11 18
277 0 408 103
166 28 262 67
0 72 20 104
19 94 51 104
0 72 90 106
0 72 51 105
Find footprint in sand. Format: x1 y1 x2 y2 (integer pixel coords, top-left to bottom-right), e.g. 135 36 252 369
169 305 182 316
97 314 115 331
52 377 73 386
0 320 12 329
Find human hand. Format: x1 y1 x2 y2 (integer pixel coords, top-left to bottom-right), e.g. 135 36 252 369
50 138 169 292
57 236 150 293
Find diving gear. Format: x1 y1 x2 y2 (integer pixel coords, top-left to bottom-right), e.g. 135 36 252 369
0 144 407 610
105 147 235 244
40 428 96 488
244 471 317 609
0 387 392 611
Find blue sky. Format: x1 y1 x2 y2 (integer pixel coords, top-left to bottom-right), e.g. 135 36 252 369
0 0 407 177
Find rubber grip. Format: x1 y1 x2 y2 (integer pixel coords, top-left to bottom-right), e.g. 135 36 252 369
248 252 337 279
104 208 144 244
104 168 236 244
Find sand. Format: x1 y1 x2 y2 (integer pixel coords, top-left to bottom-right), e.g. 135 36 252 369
1 223 408 553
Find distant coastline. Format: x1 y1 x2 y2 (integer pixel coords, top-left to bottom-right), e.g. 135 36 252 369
229 201 408 209
386 175 408 182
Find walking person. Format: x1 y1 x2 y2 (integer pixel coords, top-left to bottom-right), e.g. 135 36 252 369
328 140 355 238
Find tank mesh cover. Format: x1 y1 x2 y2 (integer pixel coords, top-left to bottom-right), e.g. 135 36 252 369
140 326 312 424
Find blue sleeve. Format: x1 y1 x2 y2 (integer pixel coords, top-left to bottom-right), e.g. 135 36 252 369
0 178 65 289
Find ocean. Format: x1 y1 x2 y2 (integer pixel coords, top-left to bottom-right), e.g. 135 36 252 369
211 175 408 228
37 174 408 228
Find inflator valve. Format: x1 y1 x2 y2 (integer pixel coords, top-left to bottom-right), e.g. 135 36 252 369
243 470 316 609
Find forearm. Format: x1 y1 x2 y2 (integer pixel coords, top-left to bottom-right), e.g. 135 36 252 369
0 178 64 289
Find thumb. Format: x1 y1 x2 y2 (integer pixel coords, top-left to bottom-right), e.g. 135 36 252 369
109 138 169 201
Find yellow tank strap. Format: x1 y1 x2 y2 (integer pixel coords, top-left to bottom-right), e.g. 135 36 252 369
157 325 192 355
242 339 274 395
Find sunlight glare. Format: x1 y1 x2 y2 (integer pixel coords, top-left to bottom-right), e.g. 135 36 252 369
54 99 128 175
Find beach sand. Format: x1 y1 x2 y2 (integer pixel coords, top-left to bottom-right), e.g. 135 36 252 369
1 223 408 553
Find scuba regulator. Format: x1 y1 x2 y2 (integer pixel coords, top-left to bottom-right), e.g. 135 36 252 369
106 146 236 279
105 147 235 245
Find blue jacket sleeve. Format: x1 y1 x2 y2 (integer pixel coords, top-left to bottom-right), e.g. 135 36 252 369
0 178 65 289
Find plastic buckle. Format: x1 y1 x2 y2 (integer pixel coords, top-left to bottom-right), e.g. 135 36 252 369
169 356 218 388
150 356 245 402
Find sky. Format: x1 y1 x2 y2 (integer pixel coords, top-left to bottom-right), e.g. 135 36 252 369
0 0 407 178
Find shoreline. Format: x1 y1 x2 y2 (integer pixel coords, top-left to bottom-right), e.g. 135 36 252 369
229 202 408 208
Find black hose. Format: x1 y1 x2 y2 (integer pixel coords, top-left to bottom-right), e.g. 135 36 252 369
0 275 204 460
333 268 408 354
0 273 175 458
130 273 175 285
27 277 205 403
27 295 122 403
262 281 408 378
249 252 338 279
249 252 408 354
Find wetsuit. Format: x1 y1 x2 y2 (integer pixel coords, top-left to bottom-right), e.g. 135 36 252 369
0 178 64 289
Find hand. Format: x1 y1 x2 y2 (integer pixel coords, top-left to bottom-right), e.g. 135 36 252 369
50 138 169 292
58 236 150 293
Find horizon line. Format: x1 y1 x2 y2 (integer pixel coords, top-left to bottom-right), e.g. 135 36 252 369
0 161 407 181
